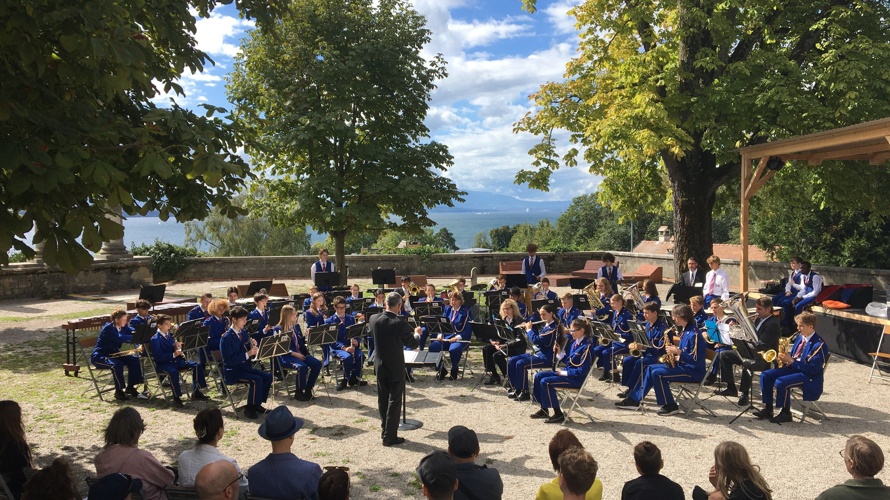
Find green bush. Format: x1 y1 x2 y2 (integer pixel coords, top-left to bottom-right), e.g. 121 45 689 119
7 251 28 263
131 240 199 280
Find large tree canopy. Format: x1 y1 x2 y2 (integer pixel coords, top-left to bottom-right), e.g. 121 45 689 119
228 0 464 280
516 0 890 275
0 1 285 272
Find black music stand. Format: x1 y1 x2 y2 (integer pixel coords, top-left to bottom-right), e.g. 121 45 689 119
505 274 527 289
414 302 443 319
401 350 444 430
371 269 396 288
246 319 262 337
307 325 339 348
246 280 273 297
572 294 591 311
569 277 594 291
252 333 291 362
176 320 208 352
421 316 453 341
313 272 338 290
672 285 703 305
346 323 366 344
139 284 166 305
132 321 158 345
630 324 651 352
484 290 508 322
461 291 478 308
531 298 556 312
729 338 762 424
469 322 502 391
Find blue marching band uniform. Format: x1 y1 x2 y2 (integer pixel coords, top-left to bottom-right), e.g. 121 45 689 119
303 308 329 367
636 295 661 322
427 304 473 380
247 306 271 344
187 305 210 322
532 335 592 417
220 326 272 408
557 305 581 337
759 333 827 415
273 323 322 398
91 322 143 396
693 307 708 331
535 289 558 302
774 268 803 327
592 307 634 378
620 318 666 392
593 293 611 318
149 329 207 400
325 312 365 386
507 320 558 398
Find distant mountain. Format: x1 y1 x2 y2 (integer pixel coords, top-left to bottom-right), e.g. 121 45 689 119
433 190 571 213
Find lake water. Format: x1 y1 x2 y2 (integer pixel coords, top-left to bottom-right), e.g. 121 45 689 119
121 211 561 251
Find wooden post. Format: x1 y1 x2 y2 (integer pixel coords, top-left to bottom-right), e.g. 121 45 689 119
740 155 750 292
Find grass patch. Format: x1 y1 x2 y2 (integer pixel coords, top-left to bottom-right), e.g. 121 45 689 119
408 472 422 490
369 485 381 492
389 471 400 477
354 417 368 423
0 307 115 324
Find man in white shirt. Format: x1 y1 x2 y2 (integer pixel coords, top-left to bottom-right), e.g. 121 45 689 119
792 261 823 318
703 255 730 307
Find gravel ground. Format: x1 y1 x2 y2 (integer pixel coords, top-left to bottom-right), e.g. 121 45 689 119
1 279 889 499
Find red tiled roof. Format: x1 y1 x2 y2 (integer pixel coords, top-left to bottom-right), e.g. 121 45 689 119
632 241 773 262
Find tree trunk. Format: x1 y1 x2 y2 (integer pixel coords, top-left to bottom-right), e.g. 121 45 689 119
669 157 716 280
332 230 347 286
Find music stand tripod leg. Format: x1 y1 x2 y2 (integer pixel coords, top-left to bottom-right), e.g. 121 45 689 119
398 365 423 431
729 369 758 425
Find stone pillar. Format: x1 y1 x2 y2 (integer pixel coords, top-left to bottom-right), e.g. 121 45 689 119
31 241 46 266
95 206 132 260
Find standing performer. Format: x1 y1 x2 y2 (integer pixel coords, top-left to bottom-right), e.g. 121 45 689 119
507 304 559 401
150 314 209 407
274 305 321 402
592 295 633 383
522 243 546 285
91 308 144 401
427 293 473 381
370 292 420 447
310 248 336 292
481 299 526 387
618 302 666 399
597 253 622 292
529 319 593 424
187 293 213 322
703 255 730 307
325 297 365 391
220 307 271 419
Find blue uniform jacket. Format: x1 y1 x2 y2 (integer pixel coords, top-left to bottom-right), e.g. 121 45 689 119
128 314 152 331
644 319 667 357
528 320 558 363
418 296 444 303
325 313 357 349
220 328 252 372
676 324 706 376
304 309 326 329
187 306 209 322
516 301 528 320
346 294 364 303
594 293 612 317
149 332 181 365
443 305 472 340
93 322 133 358
558 336 592 382
558 307 581 329
787 332 828 400
273 325 309 356
693 309 708 330
636 296 661 321
203 315 228 352
609 308 634 343
248 307 271 339
302 297 312 310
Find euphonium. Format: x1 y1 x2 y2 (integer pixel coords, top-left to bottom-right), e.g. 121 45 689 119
599 336 612 347
630 346 642 357
448 279 461 294
660 326 678 368
622 283 644 312
583 282 609 320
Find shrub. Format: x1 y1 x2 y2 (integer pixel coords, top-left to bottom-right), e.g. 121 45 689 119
131 240 199 280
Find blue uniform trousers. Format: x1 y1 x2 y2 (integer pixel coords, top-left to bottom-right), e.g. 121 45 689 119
533 372 582 410
428 341 466 378
774 293 797 326
280 354 322 390
224 365 271 406
794 296 816 316
630 364 703 406
333 348 364 380
593 342 629 370
91 354 143 391
760 367 809 409
508 352 550 392
156 359 206 397
621 354 660 390
703 294 719 307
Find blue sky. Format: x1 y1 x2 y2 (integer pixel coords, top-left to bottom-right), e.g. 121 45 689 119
153 0 600 202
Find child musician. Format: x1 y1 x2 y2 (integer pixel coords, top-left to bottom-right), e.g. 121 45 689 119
597 252 622 292
592 295 633 383
530 318 593 424
91 308 144 401
534 277 558 301
150 314 209 407
618 302 666 399
325 297 365 391
557 293 581 337
247 292 274 344
482 298 526 387
274 305 321 402
427 293 473 381
522 243 546 285
220 306 271 419
187 293 213 322
507 304 559 401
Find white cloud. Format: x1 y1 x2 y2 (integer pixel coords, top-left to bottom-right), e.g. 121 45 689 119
193 12 254 58
150 69 224 107
543 1 582 35
447 18 532 49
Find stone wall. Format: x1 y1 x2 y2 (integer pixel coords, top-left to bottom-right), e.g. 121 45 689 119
0 258 153 300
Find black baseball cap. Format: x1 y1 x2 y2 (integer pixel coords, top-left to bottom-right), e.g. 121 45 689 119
447 425 480 459
416 451 456 492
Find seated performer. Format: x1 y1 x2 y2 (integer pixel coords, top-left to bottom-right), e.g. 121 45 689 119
247 291 274 344
592 295 633 383
490 274 507 291
530 318 593 424
427 292 473 381
325 297 366 391
618 302 666 399
616 304 706 415
346 283 363 303
220 307 271 419
187 293 213 322
592 278 613 318
755 311 828 423
311 248 336 292
702 298 738 386
420 284 444 303
690 296 708 330
774 257 803 328
508 287 528 320
715 296 780 405
702 255 730 307
523 243 547 285
534 277 559 301
482 298 527 386
226 286 239 308
129 299 153 330
91 308 144 401
203 299 230 355
791 261 823 321
149 314 208 407
636 280 661 322
665 257 706 303
558 293 582 335
304 292 329 368
303 285 318 311
597 252 622 292
507 304 559 401
274 305 321 401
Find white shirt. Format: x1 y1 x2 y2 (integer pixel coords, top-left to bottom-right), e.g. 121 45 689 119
796 272 824 300
521 255 547 279
704 268 730 301
785 269 803 293
597 265 622 281
179 444 249 497
309 260 336 283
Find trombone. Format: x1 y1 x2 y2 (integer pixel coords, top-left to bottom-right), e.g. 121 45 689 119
109 345 143 358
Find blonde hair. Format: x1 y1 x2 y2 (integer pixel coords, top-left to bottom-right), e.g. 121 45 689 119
309 292 325 315
713 441 772 500
689 296 705 307
208 299 230 317
278 305 297 332
596 277 613 296
707 255 721 265
795 311 818 327
500 299 519 319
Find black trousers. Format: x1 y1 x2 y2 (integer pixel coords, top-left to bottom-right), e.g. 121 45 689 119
377 376 404 442
717 349 770 394
482 343 526 376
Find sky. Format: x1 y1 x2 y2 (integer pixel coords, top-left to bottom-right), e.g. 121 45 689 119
153 0 600 202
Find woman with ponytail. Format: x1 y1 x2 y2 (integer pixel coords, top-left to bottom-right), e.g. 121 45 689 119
178 408 249 497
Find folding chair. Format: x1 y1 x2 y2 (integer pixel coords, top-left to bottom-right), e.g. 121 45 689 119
143 343 197 405
672 358 717 417
554 366 598 424
868 326 890 383
79 336 117 402
212 350 248 416
165 485 199 499
791 353 831 423
446 341 474 379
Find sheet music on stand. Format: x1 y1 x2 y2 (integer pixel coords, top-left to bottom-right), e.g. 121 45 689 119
403 350 443 366
252 333 291 362
307 324 339 347
598 323 622 344
471 322 501 343
631 323 651 350
484 289 508 307
413 302 443 318
346 323 366 341
176 320 208 352
421 316 453 339
347 298 375 316
132 321 158 345
246 319 261 336
531 298 556 312
572 294 591 311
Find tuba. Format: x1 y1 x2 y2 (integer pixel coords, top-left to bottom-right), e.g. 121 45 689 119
448 279 461 295
583 282 610 321
622 283 644 313
724 293 760 344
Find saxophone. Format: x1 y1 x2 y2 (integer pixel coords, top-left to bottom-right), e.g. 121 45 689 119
660 325 678 368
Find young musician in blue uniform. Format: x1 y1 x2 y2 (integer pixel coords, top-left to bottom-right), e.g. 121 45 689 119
427 293 473 381
755 311 828 423
702 298 738 385
91 308 144 401
507 304 559 401
325 297 366 391
489 274 507 291
557 292 581 337
774 257 803 328
482 299 527 386
597 252 622 292
226 286 239 308
247 292 274 344
346 284 363 303
618 302 666 398
616 304 707 416
690 296 708 330
149 314 208 407
530 318 593 424
593 278 613 318
592 295 633 383
310 248 336 292
419 284 444 303
303 285 318 311
533 277 558 301
128 299 153 330
274 305 321 402
791 261 823 320
509 287 528 319
187 293 213 322
636 280 661 322
304 292 329 368
522 243 546 285
220 306 271 419
202 299 230 356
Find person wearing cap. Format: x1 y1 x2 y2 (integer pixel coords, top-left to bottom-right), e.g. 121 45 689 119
88 472 143 500
248 405 322 500
447 426 503 500
195 460 240 500
417 451 458 500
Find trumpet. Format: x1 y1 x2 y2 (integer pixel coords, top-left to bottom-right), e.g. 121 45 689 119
629 343 642 357
660 326 678 367
409 282 421 296
109 345 143 358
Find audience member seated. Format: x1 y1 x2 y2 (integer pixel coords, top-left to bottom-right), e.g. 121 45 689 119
94 407 174 500
621 441 684 500
248 406 322 500
446 425 503 500
318 466 351 500
417 451 458 500
195 460 240 500
557 447 599 500
816 435 890 500
20 457 78 500
692 441 772 500
536 429 603 500
0 400 33 500
87 473 143 500
178 409 248 497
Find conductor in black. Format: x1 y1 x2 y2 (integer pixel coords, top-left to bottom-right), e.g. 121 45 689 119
370 291 420 447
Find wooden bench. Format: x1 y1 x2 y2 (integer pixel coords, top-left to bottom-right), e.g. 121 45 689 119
498 261 523 274
570 260 602 280
621 264 663 284
386 275 428 289
544 274 573 286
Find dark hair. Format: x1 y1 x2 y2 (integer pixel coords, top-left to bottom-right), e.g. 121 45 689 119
672 304 694 325
135 299 152 310
0 401 32 468
509 287 521 298
548 429 583 471
253 292 268 303
104 407 145 448
318 468 350 500
155 314 171 326
846 435 885 477
21 457 78 500
643 280 658 297
110 307 128 322
642 301 660 313
457 277 466 284
540 277 550 284
755 296 774 309
332 296 346 307
633 441 663 475
602 252 615 264
229 306 249 320
570 319 592 337
194 409 224 445
558 447 598 495
539 303 557 317
790 256 802 264
226 286 239 296
201 292 213 300
526 243 538 253
801 261 812 273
